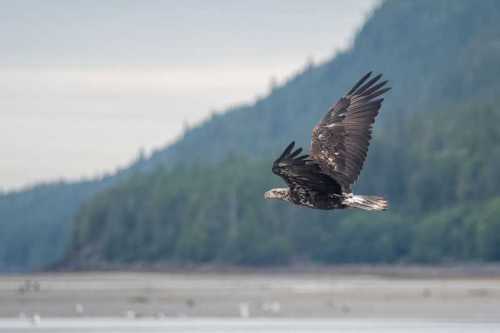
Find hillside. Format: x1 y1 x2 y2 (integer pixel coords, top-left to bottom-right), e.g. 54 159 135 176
66 101 500 266
2 0 500 271
0 179 110 271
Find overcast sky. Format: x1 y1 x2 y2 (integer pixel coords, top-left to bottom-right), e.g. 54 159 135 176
0 0 379 191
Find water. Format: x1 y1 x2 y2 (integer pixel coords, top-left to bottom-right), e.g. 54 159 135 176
1 318 499 333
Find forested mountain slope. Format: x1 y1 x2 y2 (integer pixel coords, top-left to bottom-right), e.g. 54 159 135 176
0 179 111 271
2 0 500 271
66 101 500 266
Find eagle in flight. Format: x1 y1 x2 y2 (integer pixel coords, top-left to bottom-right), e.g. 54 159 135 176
264 72 390 211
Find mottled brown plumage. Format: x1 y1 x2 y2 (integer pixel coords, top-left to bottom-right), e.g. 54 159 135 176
311 72 391 192
265 72 390 211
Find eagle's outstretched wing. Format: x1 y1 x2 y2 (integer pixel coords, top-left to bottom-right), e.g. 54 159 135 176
310 72 390 192
272 142 342 194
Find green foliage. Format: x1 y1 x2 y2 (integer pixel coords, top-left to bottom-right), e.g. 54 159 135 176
316 212 413 264
475 198 500 260
411 206 477 262
0 180 112 271
69 160 296 266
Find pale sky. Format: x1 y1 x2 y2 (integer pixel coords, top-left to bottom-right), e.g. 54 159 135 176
0 0 379 191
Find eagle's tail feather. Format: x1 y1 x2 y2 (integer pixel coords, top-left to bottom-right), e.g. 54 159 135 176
343 195 388 211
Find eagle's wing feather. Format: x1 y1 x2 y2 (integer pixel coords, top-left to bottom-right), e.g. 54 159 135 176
273 142 341 194
310 72 390 192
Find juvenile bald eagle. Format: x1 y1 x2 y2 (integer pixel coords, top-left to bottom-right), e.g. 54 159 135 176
264 72 390 211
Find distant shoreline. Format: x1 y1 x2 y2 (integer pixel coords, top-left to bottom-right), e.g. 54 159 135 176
42 262 500 279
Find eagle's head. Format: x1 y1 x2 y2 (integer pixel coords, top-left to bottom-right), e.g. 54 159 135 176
264 187 290 201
